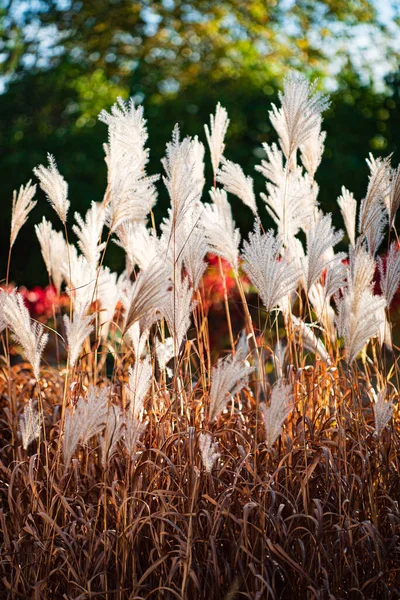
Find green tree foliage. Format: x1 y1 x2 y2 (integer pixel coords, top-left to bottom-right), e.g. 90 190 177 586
1 0 399 285
4 0 396 92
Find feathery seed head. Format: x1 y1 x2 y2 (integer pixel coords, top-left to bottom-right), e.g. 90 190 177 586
269 72 330 164
260 381 293 448
199 433 221 473
204 102 230 177
242 225 299 313
10 181 37 248
209 349 254 422
217 158 257 215
337 187 357 247
34 154 70 224
372 387 394 438
3 290 48 380
19 399 40 450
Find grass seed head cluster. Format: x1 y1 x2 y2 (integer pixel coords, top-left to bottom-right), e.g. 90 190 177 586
1 71 400 598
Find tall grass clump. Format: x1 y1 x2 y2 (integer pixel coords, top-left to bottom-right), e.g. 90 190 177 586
1 71 400 599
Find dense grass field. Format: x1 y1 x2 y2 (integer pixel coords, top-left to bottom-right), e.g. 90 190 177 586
1 73 400 599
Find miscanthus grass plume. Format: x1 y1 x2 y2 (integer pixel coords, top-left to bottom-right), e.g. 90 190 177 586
1 70 400 599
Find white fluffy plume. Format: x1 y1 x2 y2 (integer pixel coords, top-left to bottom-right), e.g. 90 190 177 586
126 355 152 418
209 349 254 422
204 102 230 177
337 187 357 247
99 98 158 231
242 225 299 313
269 72 330 164
10 181 37 249
35 218 67 293
73 202 106 270
34 154 70 224
63 386 109 469
3 290 48 380
378 241 400 308
260 381 293 448
302 214 343 292
123 259 169 335
19 399 40 450
199 433 221 473
162 275 195 352
63 302 94 367
372 387 394 438
202 188 241 269
217 158 257 215
162 125 204 230
336 289 386 364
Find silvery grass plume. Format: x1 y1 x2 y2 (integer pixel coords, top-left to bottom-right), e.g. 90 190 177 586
302 214 343 292
124 415 148 456
365 208 388 257
256 143 286 188
0 290 6 333
63 302 94 367
100 405 125 468
10 181 37 249
324 256 347 300
62 250 116 323
123 258 169 335
335 246 386 362
349 245 376 297
359 154 391 245
73 202 106 270
259 159 315 240
337 187 357 247
61 252 96 311
336 288 386 364
260 381 293 448
241 225 299 313
378 241 400 308
204 102 230 178
156 336 175 377
126 355 152 418
99 98 159 231
159 205 207 288
124 320 149 358
202 188 241 270
190 135 206 201
199 433 221 473
63 385 109 469
180 218 208 290
376 303 392 349
162 275 195 352
162 125 203 231
272 339 286 380
308 283 337 342
35 217 66 293
348 246 391 352
360 158 389 255
34 154 70 224
19 399 40 450
269 71 330 167
300 116 326 179
3 290 48 380
217 158 258 215
386 164 400 229
291 315 330 363
96 267 120 342
371 387 394 438
114 221 160 276
209 349 254 422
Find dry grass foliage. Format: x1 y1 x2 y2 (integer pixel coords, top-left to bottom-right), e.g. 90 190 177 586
1 72 400 599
